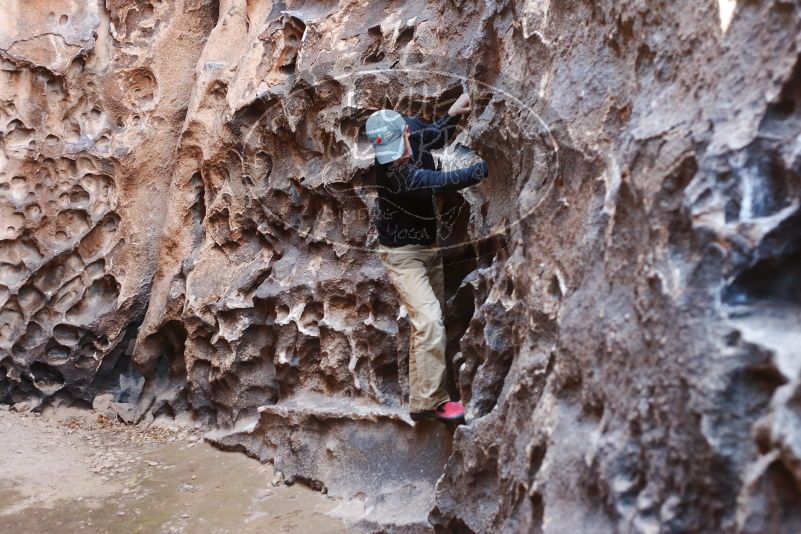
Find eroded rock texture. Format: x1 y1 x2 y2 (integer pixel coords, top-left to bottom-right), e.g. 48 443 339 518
0 0 218 409
3 0 801 532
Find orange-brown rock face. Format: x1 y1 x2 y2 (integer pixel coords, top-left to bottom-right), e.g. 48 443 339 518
3 1 801 532
0 0 218 408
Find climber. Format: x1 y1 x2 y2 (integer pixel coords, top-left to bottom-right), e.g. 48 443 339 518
365 93 488 425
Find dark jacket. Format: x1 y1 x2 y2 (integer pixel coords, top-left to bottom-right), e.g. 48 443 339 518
374 113 488 247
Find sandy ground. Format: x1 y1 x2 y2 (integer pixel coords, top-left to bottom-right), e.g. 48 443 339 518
0 407 349 534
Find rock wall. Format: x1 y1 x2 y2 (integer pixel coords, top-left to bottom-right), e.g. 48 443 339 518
0 0 219 409
3 0 801 532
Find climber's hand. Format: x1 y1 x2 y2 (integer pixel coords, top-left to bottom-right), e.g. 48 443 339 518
448 93 471 117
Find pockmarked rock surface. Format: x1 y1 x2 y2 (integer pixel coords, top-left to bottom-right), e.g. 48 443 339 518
0 0 219 413
2 0 801 532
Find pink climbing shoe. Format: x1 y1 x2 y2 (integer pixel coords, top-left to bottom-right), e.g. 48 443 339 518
410 401 466 424
435 401 466 423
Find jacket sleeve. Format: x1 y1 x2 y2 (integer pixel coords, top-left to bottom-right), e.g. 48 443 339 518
417 113 461 151
401 161 488 194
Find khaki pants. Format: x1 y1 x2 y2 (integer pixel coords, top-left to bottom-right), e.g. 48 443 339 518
378 244 450 412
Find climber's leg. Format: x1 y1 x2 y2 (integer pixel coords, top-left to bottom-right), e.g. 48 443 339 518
427 249 445 314
378 244 450 414
420 249 465 423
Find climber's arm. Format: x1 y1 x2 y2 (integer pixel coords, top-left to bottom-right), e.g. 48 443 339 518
418 113 460 151
418 93 471 151
401 161 488 194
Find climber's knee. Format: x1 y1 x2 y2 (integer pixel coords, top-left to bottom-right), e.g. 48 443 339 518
410 300 443 331
410 301 445 348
